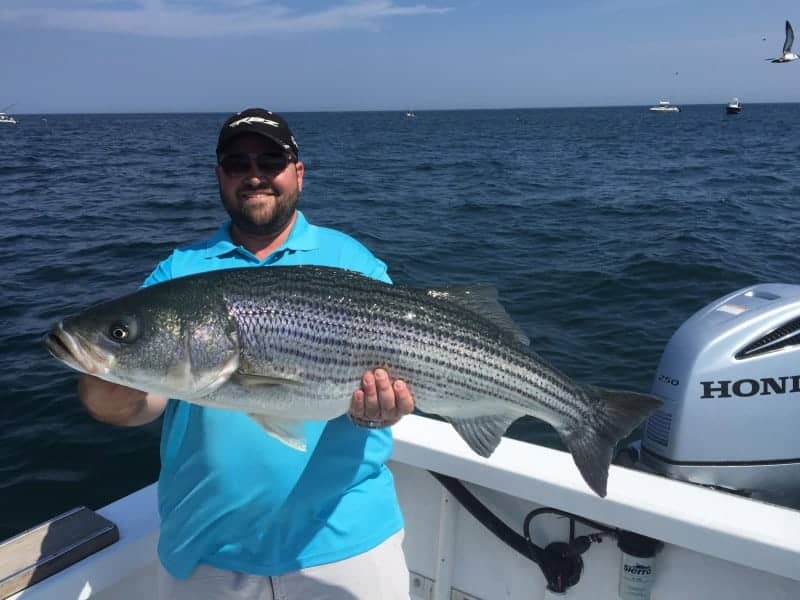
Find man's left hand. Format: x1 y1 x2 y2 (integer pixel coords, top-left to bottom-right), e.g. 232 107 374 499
349 369 414 428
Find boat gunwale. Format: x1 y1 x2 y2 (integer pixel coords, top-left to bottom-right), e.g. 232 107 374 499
391 415 800 582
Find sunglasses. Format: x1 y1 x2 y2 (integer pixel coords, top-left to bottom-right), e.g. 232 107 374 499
218 152 295 177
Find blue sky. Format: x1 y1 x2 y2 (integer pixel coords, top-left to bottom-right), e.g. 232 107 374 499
1 0 799 113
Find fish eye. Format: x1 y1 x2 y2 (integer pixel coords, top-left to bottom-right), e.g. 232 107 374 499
108 318 138 343
110 325 129 340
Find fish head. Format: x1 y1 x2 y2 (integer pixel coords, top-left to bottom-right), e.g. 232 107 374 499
45 279 240 399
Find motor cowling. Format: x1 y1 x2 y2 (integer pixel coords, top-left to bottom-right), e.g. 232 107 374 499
640 283 800 507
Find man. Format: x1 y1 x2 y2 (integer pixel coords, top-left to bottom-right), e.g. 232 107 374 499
78 108 415 599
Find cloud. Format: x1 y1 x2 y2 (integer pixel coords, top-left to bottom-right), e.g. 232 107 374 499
0 0 451 37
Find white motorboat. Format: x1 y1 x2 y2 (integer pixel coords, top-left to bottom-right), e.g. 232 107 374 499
4 283 800 600
726 98 742 114
3 417 799 600
0 104 17 124
648 100 680 113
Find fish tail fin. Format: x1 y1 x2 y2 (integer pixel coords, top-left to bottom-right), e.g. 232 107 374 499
561 386 661 497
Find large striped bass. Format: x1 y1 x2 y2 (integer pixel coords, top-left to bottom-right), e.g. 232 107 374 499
45 266 660 497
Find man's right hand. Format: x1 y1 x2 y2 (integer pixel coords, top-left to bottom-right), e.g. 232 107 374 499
78 374 167 426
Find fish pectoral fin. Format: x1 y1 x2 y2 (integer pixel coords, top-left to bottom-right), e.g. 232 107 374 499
232 372 304 387
446 413 520 458
248 414 307 451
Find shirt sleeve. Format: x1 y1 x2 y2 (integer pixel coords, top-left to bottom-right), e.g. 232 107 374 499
365 257 392 284
142 254 175 287
338 240 392 284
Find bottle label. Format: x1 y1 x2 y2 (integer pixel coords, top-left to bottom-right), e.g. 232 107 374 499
619 552 655 600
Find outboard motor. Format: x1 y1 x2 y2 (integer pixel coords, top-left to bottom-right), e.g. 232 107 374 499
640 283 800 507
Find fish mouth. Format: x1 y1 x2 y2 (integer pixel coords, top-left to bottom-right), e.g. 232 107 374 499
44 323 110 375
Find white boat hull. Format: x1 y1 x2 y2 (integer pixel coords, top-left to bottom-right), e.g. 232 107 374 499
8 415 800 600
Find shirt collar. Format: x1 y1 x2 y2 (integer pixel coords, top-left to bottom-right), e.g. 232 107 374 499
204 210 320 260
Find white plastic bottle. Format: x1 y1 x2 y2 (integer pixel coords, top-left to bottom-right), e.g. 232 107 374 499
617 530 659 600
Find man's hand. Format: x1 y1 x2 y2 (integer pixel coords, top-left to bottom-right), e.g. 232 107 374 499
78 374 167 426
349 368 414 428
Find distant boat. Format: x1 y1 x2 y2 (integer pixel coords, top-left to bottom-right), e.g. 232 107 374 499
404 111 416 118
0 103 17 124
726 98 742 114
649 100 680 113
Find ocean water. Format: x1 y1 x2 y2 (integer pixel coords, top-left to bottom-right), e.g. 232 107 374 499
2 105 800 541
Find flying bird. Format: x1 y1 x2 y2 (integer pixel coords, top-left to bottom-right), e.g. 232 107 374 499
766 20 798 63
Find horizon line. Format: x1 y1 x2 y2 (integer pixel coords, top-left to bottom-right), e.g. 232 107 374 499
10 100 800 117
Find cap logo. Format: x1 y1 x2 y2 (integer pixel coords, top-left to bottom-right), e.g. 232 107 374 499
228 116 280 128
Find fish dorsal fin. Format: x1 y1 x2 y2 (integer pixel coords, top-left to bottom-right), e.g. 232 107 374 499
426 285 530 346
248 414 307 451
446 413 520 457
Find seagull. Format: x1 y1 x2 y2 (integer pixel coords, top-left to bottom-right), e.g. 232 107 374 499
766 20 798 63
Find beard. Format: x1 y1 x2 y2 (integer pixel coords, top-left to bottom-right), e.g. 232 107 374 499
220 184 299 238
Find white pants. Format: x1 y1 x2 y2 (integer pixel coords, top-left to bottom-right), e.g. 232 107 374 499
157 530 410 600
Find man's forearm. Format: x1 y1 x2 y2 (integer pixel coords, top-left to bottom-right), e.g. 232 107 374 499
78 375 167 426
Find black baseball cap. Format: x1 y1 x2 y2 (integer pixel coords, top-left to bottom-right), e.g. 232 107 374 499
216 108 299 158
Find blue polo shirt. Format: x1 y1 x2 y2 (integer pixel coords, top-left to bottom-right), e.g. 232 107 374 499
144 211 404 578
